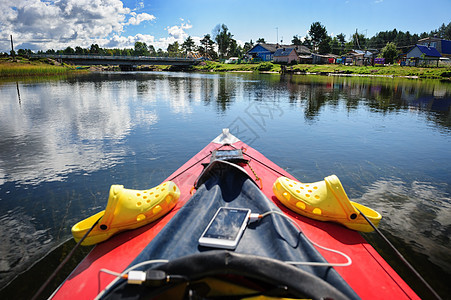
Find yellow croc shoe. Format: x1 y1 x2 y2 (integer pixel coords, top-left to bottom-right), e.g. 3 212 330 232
273 176 381 232
72 181 180 245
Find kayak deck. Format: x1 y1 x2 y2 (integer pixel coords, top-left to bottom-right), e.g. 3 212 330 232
52 132 419 300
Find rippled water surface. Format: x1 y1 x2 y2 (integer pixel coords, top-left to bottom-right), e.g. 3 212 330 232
0 72 450 298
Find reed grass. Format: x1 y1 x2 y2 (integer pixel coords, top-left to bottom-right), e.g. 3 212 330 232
0 62 74 77
0 57 85 77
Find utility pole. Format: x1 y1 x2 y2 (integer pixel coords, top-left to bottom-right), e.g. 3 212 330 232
355 29 361 50
10 35 15 60
276 27 278 44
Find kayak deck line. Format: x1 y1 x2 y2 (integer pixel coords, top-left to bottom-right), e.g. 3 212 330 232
50 129 420 300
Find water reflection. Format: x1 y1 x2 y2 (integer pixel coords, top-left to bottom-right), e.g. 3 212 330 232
282 75 451 127
0 79 134 185
357 177 451 269
0 72 450 297
0 207 51 273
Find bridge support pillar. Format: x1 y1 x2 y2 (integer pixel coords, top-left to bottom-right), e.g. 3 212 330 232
119 65 137 71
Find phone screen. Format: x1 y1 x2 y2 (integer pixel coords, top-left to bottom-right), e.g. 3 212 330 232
214 150 241 160
203 208 249 240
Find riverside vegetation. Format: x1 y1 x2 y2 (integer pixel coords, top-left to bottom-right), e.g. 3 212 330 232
1 56 450 79
188 61 451 79
0 57 85 77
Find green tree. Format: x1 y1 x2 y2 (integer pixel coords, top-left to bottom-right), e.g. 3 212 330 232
90 44 100 54
167 41 180 57
334 33 347 55
207 38 217 59
344 41 354 53
134 41 150 56
228 39 242 57
200 34 211 57
148 44 156 56
75 46 85 55
200 34 217 59
438 22 451 40
336 33 346 46
63 46 75 54
212 24 233 59
18 49 33 56
302 36 312 48
181 36 195 55
318 35 332 54
309 22 328 53
380 42 398 64
256 38 266 43
292 35 302 45
156 48 165 57
243 39 254 53
352 32 367 49
329 37 341 55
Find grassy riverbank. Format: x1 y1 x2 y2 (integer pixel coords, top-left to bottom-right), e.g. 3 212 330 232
0 57 84 77
193 61 451 79
3 57 450 79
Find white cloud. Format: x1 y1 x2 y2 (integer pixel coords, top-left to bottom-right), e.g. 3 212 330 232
126 12 156 26
166 22 192 40
0 1 200 53
136 1 145 10
104 33 156 48
0 0 155 52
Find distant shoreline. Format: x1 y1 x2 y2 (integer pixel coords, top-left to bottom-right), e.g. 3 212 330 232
1 57 450 80
192 61 450 80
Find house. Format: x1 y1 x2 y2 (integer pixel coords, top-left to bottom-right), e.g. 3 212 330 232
404 44 442 67
247 43 311 62
247 43 278 61
406 45 441 59
273 48 299 64
346 50 374 66
312 53 339 64
417 37 451 58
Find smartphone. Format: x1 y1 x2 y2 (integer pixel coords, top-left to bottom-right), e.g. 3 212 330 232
199 207 251 250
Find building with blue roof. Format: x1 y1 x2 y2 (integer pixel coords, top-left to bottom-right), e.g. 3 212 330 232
246 43 311 62
273 48 299 64
406 45 442 58
404 44 442 67
418 37 451 58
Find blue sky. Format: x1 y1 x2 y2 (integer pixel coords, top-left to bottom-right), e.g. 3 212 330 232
1 0 450 52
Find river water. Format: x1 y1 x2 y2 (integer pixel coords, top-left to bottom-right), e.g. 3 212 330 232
0 72 450 298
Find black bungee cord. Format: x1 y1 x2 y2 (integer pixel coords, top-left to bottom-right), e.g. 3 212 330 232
244 148 441 299
33 142 441 300
31 216 102 300
32 146 217 300
356 208 441 300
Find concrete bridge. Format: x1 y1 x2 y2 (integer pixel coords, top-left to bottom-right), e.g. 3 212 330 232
32 54 199 70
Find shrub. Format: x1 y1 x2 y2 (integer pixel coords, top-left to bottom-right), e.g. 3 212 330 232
256 62 274 71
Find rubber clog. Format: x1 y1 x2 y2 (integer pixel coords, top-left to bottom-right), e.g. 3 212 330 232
273 176 381 232
72 181 180 245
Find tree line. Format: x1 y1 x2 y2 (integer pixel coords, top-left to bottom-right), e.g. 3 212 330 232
293 21 451 56
10 24 246 59
7 21 451 61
